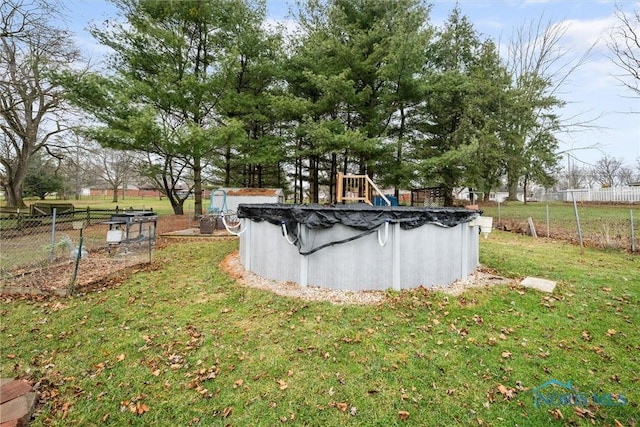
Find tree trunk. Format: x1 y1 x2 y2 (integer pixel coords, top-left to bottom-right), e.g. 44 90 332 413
443 185 454 207
111 186 119 203
224 145 231 186
172 202 184 215
193 157 203 216
507 171 519 201
4 181 26 208
309 156 319 203
482 188 491 202
330 153 337 203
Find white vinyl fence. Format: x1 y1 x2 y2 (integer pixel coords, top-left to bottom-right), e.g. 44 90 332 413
543 187 640 203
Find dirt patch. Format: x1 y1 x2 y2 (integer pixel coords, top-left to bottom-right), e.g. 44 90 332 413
220 251 516 305
0 215 197 297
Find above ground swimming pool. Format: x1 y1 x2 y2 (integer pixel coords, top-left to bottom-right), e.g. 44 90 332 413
236 203 483 291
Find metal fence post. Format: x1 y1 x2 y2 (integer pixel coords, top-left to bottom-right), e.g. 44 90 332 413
497 201 501 227
571 191 584 253
49 208 57 263
546 204 550 238
631 210 636 253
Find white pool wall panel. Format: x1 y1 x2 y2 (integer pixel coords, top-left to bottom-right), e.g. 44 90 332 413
239 214 480 291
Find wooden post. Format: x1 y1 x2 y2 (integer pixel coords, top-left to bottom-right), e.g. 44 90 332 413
336 172 344 203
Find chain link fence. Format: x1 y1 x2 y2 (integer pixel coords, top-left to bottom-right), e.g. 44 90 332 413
480 202 639 252
1 208 161 296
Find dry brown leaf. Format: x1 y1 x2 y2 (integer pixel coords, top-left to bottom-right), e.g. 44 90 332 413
497 384 516 400
501 351 512 358
278 379 288 390
398 410 410 420
222 406 233 418
548 408 563 420
116 353 125 362
607 329 617 336
233 379 244 388
136 402 149 415
336 402 348 412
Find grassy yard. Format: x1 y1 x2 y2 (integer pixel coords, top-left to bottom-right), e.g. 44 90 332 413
1 232 638 426
1 196 193 217
480 202 639 250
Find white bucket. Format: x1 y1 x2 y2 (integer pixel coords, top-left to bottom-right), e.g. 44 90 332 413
107 229 123 243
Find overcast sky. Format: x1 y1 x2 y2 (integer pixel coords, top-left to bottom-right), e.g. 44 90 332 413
66 0 640 168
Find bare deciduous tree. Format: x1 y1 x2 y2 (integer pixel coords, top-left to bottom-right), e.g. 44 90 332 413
607 4 640 97
502 15 596 201
617 164 637 185
592 155 624 187
89 147 139 203
0 0 79 206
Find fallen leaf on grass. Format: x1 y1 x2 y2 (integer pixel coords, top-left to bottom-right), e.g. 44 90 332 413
548 408 563 420
233 379 244 388
606 329 617 336
497 384 516 400
501 351 512 358
221 406 232 418
135 402 149 415
398 410 410 420
573 406 595 419
116 353 125 362
277 379 288 390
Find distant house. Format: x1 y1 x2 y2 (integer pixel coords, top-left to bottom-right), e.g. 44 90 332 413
84 184 162 198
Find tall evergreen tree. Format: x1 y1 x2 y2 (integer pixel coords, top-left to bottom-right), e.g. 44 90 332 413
413 7 492 206
63 0 273 215
289 0 431 202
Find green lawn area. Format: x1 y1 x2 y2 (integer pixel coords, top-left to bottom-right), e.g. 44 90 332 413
481 202 639 250
1 231 638 426
1 196 192 216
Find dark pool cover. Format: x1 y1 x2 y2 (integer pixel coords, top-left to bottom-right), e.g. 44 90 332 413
237 203 480 231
